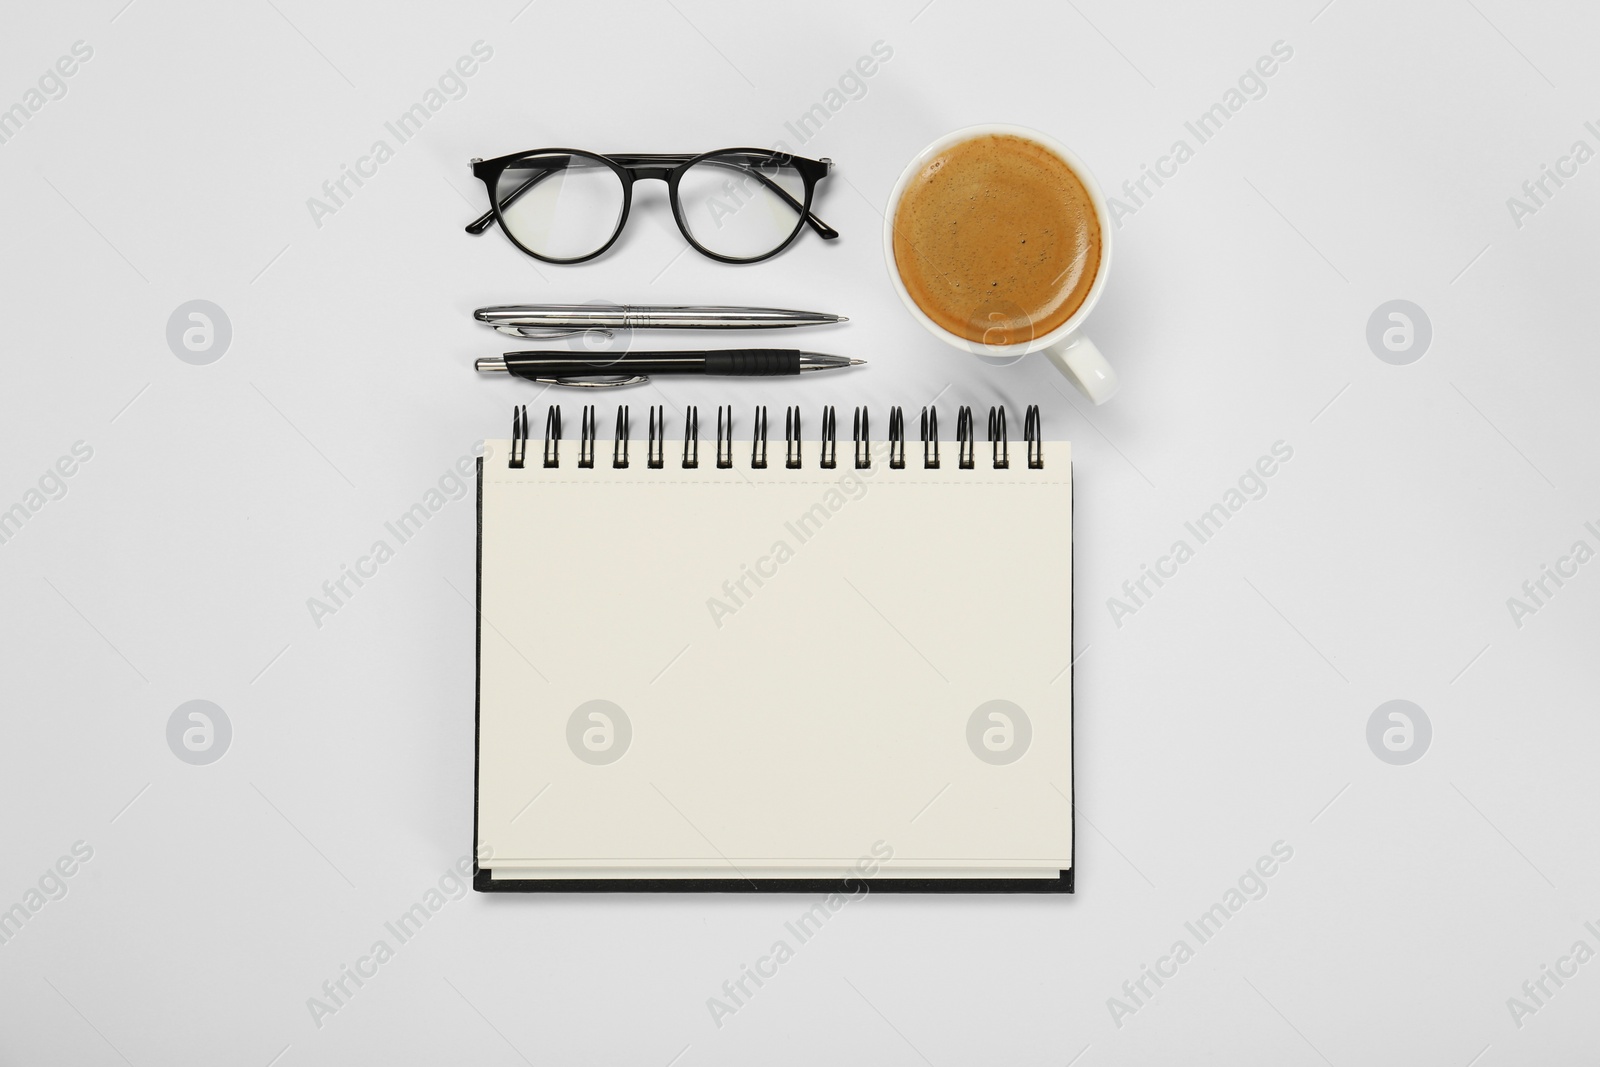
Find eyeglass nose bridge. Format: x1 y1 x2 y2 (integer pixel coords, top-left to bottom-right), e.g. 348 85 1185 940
625 166 676 182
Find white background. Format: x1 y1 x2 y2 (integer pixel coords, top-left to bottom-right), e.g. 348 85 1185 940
2 0 1598 1063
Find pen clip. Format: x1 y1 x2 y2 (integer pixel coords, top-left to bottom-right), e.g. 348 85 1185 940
494 325 616 341
531 375 650 388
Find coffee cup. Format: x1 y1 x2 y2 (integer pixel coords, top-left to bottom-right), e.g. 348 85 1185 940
883 124 1118 404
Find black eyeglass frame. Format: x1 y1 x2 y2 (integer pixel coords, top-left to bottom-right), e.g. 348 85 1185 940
465 148 838 264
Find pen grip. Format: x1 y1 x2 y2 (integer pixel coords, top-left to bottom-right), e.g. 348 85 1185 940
703 350 801 376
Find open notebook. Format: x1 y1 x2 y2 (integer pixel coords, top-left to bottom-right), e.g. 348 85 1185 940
474 403 1073 892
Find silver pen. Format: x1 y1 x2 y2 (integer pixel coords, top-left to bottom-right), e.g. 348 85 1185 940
474 304 846 339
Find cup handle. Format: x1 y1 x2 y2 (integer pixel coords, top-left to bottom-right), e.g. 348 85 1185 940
1044 334 1119 405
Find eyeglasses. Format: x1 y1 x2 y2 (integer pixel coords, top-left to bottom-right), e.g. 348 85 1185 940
465 148 838 264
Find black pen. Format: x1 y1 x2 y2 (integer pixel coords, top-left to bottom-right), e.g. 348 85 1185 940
474 350 865 387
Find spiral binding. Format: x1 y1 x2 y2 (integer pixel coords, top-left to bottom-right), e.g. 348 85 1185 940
888 407 905 469
579 405 596 469
683 405 699 469
988 406 1008 470
956 406 974 470
510 404 528 469
647 405 664 469
505 405 1045 471
716 405 733 469
543 406 561 468
614 406 630 468
1024 405 1042 469
752 406 768 469
785 407 802 469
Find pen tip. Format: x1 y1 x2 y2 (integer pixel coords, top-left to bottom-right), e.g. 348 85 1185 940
849 358 866 366
834 315 849 323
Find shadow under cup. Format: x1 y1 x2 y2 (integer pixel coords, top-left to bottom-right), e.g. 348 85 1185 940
890 133 1103 351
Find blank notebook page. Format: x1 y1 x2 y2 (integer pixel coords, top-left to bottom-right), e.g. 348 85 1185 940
475 437 1072 882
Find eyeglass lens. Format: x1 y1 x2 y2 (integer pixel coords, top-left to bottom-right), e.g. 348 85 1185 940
676 152 808 260
494 152 626 261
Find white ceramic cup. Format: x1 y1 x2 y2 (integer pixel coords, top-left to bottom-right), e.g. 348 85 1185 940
883 123 1118 404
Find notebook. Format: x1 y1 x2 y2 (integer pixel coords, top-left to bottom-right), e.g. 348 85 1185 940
473 403 1073 892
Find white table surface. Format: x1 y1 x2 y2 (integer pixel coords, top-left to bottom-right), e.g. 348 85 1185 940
3 0 1597 1063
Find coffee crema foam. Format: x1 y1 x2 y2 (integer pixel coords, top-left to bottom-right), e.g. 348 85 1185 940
892 134 1101 345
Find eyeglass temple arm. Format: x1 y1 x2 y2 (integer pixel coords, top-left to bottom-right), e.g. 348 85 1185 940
465 165 560 234
769 170 838 240
465 159 839 240
665 155 838 239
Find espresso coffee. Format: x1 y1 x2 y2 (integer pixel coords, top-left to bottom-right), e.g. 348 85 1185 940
891 134 1101 346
